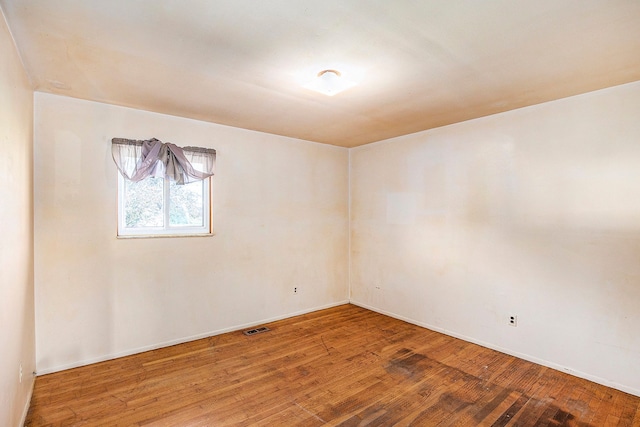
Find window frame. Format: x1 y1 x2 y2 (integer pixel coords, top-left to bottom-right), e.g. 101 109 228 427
116 173 213 238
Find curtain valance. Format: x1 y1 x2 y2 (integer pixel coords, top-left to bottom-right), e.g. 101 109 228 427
111 138 216 184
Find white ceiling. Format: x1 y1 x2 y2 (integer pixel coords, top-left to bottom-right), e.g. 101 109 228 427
2 1 640 147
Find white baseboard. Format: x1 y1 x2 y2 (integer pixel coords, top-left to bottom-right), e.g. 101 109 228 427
35 299 639 398
36 300 349 376
19 378 35 427
349 299 640 398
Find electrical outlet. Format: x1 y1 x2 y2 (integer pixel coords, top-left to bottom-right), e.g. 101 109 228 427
294 287 298 294
19 364 22 383
509 315 517 327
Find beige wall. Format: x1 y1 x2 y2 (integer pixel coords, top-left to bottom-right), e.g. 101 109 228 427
29 72 640 396
350 81 640 396
0 7 35 427
33 93 349 373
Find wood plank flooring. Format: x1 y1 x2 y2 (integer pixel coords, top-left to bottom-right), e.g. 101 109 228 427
25 304 640 426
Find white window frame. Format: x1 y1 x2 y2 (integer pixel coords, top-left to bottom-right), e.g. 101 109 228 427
117 174 212 238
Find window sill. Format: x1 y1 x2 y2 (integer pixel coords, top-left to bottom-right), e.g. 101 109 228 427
116 232 214 239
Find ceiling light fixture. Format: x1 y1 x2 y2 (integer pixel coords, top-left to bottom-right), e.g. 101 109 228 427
303 69 356 96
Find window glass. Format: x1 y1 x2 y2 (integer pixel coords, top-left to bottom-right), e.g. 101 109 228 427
123 177 164 228
118 174 211 237
169 179 204 227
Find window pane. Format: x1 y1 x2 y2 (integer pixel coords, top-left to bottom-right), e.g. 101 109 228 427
169 180 204 227
124 177 164 227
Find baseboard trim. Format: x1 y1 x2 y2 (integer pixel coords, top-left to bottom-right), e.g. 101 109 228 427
349 299 640 398
36 300 349 376
19 377 35 427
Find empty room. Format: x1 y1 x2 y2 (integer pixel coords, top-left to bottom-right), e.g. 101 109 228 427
2 1 640 426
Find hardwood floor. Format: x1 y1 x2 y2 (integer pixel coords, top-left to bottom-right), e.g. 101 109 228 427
26 304 640 426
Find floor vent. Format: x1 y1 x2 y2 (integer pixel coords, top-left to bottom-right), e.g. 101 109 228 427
243 326 270 336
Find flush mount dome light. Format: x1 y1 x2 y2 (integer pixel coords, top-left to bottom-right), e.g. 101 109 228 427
303 69 356 96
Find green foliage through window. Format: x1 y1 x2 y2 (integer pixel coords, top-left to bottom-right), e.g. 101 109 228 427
118 175 211 236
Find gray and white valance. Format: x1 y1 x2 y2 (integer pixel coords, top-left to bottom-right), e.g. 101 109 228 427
112 138 216 184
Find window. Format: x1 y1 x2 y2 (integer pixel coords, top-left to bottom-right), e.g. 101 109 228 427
112 138 215 238
117 173 211 237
